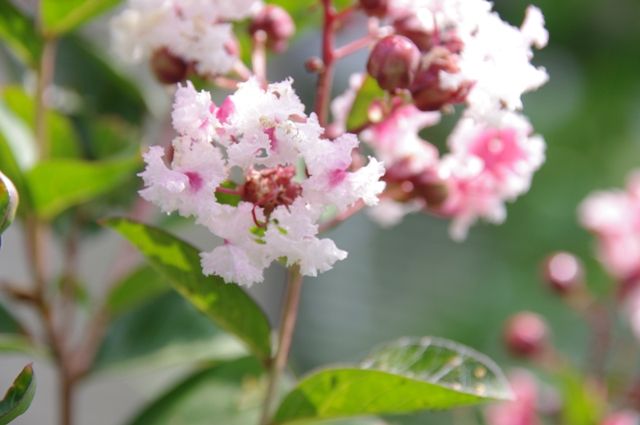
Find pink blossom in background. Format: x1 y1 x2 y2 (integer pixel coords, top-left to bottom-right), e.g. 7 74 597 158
579 171 640 281
601 411 640 425
439 110 545 240
139 79 385 286
486 370 540 425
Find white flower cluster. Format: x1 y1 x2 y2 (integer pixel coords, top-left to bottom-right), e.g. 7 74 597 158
111 0 262 77
140 79 385 286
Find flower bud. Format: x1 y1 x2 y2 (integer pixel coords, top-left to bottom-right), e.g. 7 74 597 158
542 252 584 295
410 48 471 111
504 312 548 358
0 171 19 238
414 178 448 208
305 57 324 73
150 48 189 84
393 15 464 53
367 35 420 92
392 14 434 52
249 5 295 53
359 0 389 17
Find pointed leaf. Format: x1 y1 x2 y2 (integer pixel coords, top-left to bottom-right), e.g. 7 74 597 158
94 291 246 372
345 76 385 133
106 266 170 318
55 36 147 124
127 357 264 425
274 337 512 424
0 2 41 67
0 365 36 425
105 218 272 364
0 172 19 236
41 0 122 36
25 156 141 220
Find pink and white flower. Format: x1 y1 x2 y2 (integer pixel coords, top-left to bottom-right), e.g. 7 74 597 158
485 370 540 425
579 171 640 281
387 0 548 113
139 79 385 286
439 110 545 240
111 0 262 77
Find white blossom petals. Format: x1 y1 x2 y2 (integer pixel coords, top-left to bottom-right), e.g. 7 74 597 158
140 78 385 285
201 244 265 287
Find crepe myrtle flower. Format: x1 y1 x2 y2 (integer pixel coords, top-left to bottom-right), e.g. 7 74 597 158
379 0 548 112
139 79 385 286
111 0 262 82
579 171 640 282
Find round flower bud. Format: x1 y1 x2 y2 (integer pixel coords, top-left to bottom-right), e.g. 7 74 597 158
392 14 434 52
503 312 548 358
150 48 189 84
542 251 584 295
249 5 295 53
0 171 19 238
359 0 389 17
410 48 471 111
305 57 324 73
367 35 420 92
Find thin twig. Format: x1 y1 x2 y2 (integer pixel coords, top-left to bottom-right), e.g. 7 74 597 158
258 266 304 425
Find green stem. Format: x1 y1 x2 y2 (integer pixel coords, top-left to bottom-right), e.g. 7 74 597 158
259 265 304 425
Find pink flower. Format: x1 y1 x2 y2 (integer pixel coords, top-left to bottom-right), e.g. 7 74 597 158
140 79 385 286
601 411 640 425
579 171 640 280
486 370 539 425
439 110 545 240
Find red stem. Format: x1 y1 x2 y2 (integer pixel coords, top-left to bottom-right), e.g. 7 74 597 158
314 0 337 127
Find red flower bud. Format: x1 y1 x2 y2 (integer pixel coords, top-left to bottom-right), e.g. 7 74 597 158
410 48 471 111
504 312 548 358
542 252 584 295
249 5 295 53
359 0 389 17
150 48 189 84
367 35 420 92
305 57 324 73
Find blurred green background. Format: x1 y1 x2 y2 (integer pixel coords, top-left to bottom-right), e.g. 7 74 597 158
1 0 640 423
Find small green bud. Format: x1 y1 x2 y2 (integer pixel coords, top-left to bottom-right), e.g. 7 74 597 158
0 171 19 237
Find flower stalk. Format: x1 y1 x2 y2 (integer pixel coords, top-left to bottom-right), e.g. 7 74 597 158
259 265 304 425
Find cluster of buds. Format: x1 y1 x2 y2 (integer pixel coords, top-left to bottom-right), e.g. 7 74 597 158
111 0 295 84
330 0 550 239
363 0 548 112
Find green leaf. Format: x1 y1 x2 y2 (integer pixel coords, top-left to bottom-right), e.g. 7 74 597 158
94 291 246 372
127 357 264 425
0 336 36 355
41 0 122 36
0 364 36 425
106 266 170 318
345 76 385 132
25 156 141 220
2 86 80 158
0 2 41 67
0 172 19 236
274 337 512 424
55 36 147 124
105 218 272 364
559 371 605 425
